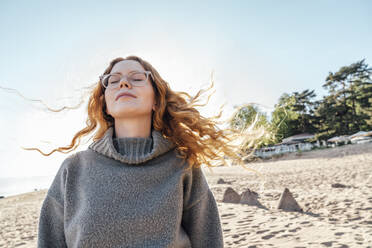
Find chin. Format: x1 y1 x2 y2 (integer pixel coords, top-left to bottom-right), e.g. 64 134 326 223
111 109 152 119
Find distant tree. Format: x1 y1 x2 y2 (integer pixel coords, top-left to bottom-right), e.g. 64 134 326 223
270 93 297 143
291 89 317 134
316 59 372 139
230 104 269 130
229 104 273 149
352 61 372 128
270 90 317 143
313 95 339 140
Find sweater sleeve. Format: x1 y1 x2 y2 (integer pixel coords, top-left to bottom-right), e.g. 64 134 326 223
181 166 224 248
37 195 67 247
37 154 75 248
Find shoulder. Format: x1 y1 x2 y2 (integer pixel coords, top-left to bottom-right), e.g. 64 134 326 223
147 146 187 168
59 152 78 169
69 148 99 164
57 149 93 171
46 152 80 201
51 152 80 179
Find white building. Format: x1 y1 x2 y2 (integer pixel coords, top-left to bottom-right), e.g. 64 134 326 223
254 133 315 158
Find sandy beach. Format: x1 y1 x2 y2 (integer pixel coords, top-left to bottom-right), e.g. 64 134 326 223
1 143 371 247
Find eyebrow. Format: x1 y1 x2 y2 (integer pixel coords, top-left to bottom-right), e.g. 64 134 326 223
111 70 141 75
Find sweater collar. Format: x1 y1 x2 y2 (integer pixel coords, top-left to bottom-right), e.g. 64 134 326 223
88 126 176 164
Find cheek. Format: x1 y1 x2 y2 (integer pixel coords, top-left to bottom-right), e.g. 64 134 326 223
104 92 115 111
145 86 156 104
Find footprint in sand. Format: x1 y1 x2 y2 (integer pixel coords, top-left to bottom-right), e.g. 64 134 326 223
232 237 247 244
354 234 365 242
357 207 372 211
328 218 338 222
348 216 362 221
221 213 236 218
320 241 335 247
270 230 285 235
236 220 251 225
279 234 293 238
361 220 372 225
256 229 269 234
237 225 251 231
261 234 275 240
288 227 301 232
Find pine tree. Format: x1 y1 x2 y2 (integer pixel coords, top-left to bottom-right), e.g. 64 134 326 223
316 59 372 139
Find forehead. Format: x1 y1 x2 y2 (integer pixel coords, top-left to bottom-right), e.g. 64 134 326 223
110 60 144 74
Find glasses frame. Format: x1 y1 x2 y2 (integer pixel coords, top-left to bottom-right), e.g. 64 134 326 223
99 70 153 90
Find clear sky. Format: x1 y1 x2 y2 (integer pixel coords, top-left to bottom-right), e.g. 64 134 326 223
0 0 371 178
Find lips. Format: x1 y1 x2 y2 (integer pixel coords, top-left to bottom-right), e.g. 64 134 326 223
115 92 137 101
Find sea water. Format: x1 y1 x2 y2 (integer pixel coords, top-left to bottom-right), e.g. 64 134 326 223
0 175 54 197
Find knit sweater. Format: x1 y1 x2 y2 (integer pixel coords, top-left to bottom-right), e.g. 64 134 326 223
37 126 224 248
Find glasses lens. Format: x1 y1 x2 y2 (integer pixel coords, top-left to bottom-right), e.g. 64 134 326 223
129 72 148 86
102 72 149 88
108 74 121 85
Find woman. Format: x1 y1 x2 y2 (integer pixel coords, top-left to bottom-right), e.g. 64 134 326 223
35 55 259 248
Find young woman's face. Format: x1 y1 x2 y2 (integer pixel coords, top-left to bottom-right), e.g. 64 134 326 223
104 60 156 120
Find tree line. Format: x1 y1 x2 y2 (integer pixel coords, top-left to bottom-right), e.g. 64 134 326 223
230 59 372 148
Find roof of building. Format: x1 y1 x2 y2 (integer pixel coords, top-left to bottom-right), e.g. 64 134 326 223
281 133 315 144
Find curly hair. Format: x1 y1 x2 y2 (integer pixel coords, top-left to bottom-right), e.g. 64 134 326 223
22 55 269 173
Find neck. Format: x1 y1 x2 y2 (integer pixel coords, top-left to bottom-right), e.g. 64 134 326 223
114 115 152 138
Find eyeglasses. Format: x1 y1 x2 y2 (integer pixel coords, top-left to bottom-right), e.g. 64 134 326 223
99 70 152 90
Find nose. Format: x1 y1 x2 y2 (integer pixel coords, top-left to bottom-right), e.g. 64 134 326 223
119 79 132 89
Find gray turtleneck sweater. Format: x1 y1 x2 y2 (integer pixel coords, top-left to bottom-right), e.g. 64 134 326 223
37 126 224 248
